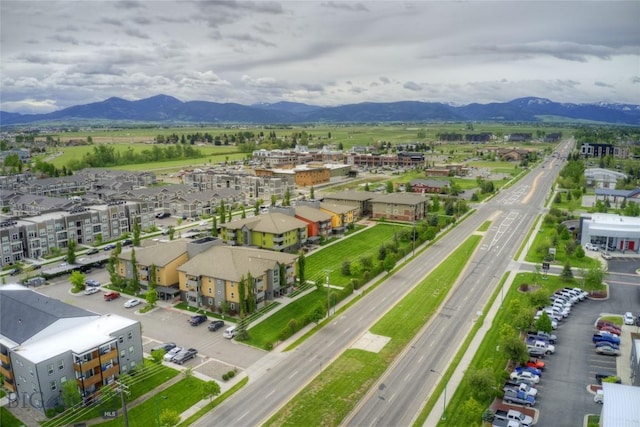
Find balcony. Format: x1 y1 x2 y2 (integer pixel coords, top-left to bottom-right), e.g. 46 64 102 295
74 357 100 372
0 352 9 364
272 235 284 243
102 364 120 379
2 378 15 392
187 278 199 287
82 372 103 388
0 364 13 379
99 348 118 362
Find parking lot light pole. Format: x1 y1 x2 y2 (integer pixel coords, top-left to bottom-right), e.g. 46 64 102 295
430 369 447 420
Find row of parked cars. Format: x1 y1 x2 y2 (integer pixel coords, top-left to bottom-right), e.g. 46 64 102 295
152 342 198 365
501 287 589 414
188 314 237 338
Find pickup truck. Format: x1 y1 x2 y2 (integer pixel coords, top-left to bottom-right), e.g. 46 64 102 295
526 339 555 354
527 331 557 344
103 291 120 301
492 418 521 427
503 381 538 397
527 347 546 358
503 389 536 407
494 409 533 427
592 333 621 345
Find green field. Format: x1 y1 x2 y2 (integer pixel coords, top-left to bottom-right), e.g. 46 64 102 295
305 224 407 286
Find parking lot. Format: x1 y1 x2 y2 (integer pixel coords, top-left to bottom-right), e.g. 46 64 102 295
27 270 266 381
534 264 639 426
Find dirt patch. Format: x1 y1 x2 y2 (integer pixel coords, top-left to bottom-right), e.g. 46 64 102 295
350 331 390 353
518 284 540 293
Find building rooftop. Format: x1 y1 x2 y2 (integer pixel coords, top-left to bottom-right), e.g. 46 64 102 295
323 191 374 202
601 382 640 427
295 205 333 223
371 193 427 205
222 212 307 234
119 240 188 266
320 202 355 214
0 284 98 348
178 246 297 283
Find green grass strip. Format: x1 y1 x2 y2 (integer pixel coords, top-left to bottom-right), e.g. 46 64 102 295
0 407 24 427
178 376 249 426
477 221 492 232
265 235 482 427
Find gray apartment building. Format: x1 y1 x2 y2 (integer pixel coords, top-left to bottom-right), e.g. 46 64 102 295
183 170 293 201
0 200 154 266
0 284 143 411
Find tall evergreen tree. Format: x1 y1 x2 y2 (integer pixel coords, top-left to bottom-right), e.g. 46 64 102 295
146 264 158 307
132 219 141 246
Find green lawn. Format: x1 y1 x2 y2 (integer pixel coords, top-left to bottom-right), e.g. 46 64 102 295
93 376 206 427
0 407 24 427
245 289 327 349
265 235 482 427
305 223 406 286
525 220 599 269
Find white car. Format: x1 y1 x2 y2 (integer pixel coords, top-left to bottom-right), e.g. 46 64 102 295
124 298 141 308
510 370 540 384
585 243 599 251
83 287 100 295
624 312 635 325
163 346 183 362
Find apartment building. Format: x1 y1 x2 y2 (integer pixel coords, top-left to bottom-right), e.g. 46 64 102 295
369 193 428 222
220 212 308 253
183 170 293 201
0 200 154 267
0 285 143 411
177 245 298 311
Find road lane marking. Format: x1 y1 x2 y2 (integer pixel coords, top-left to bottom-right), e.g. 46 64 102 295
288 370 299 379
264 389 275 400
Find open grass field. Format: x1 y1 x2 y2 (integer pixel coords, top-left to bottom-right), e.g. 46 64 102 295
265 234 482 427
525 219 599 269
305 223 407 286
0 407 23 427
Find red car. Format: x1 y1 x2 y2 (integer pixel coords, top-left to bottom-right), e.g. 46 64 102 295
527 359 546 370
596 320 621 333
598 325 621 336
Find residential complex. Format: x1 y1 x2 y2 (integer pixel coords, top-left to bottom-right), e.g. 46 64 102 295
220 212 308 253
0 285 143 411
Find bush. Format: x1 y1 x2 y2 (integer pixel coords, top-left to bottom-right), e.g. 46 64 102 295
46 408 56 418
227 370 235 378
222 373 229 381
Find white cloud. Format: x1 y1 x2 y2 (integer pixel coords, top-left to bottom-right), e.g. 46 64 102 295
1 1 638 113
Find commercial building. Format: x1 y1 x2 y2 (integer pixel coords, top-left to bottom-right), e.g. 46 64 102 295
0 285 143 411
579 213 640 253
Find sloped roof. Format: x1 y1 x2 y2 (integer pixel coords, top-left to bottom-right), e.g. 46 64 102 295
119 240 188 267
320 202 354 214
178 246 297 282
222 212 306 234
371 193 427 205
294 205 333 222
0 285 98 346
323 191 374 202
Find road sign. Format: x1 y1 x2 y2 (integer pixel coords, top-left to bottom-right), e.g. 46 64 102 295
542 262 550 271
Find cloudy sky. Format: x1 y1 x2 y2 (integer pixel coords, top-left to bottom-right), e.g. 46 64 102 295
1 1 639 114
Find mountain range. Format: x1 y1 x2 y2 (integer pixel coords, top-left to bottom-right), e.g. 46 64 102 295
2 95 639 126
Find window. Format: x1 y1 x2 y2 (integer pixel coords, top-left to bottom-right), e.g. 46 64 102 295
47 364 54 375
120 350 126 358
129 346 134 355
122 364 128 373
231 292 235 299
127 331 133 340
60 376 67 384
118 335 124 344
58 359 64 370
131 361 136 369
50 381 57 391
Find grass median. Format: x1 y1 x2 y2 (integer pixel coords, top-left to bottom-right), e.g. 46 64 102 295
265 234 482 427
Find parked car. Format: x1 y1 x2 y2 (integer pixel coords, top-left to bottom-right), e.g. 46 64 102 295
172 348 198 365
504 381 538 397
570 287 589 300
189 315 207 326
503 388 536 407
527 331 557 344
596 344 621 356
103 244 117 251
84 287 100 295
122 239 133 247
103 291 121 301
151 342 176 353
526 339 555 354
592 333 621 345
156 212 170 219
492 409 533 427
595 341 619 350
124 298 141 308
85 279 101 287
86 248 99 255
9 267 22 276
223 325 237 339
598 325 621 336
594 389 604 404
510 370 540 384
596 320 621 334
585 242 599 251
527 359 545 370
624 312 635 325
527 347 546 358
208 320 225 331
515 365 542 377
601 251 612 260
163 346 183 362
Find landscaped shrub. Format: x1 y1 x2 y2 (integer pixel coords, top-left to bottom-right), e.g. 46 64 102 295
222 373 229 381
227 370 235 379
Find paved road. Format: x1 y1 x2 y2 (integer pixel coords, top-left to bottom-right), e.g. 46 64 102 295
193 144 572 427
346 154 566 425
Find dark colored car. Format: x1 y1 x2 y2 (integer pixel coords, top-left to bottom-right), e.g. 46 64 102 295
85 279 101 287
151 342 176 353
172 348 198 365
595 371 621 384
156 212 170 219
189 315 207 326
208 320 225 331
636 314 640 326
9 267 22 276
103 244 117 251
122 239 133 247
86 248 99 255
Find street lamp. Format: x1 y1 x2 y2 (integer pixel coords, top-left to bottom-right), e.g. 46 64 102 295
154 395 167 427
430 369 447 420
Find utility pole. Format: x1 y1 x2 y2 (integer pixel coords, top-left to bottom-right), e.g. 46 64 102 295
117 381 130 427
324 269 333 319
